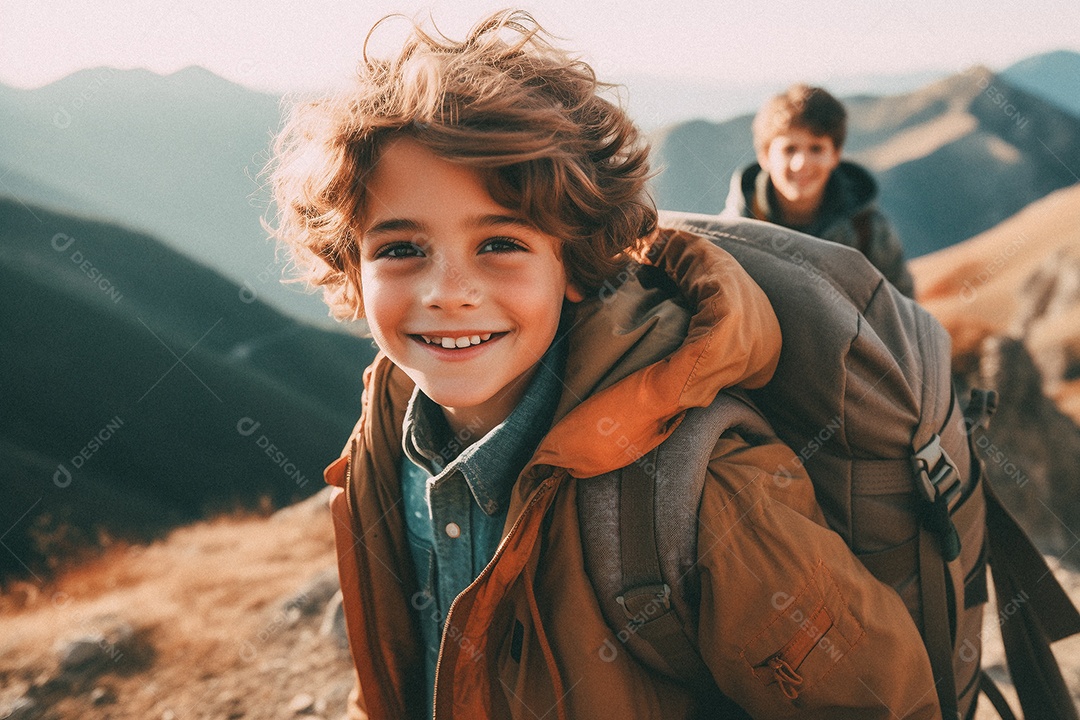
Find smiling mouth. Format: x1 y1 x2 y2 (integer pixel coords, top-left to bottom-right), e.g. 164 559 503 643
417 333 498 349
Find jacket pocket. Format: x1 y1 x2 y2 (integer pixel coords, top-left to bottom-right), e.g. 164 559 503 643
741 561 864 703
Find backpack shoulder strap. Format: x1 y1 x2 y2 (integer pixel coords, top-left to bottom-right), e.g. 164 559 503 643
579 389 772 696
984 480 1080 719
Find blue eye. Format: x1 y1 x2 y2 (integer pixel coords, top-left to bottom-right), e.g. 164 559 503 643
481 237 525 253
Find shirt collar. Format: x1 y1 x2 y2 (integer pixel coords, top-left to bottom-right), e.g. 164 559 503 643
402 337 567 516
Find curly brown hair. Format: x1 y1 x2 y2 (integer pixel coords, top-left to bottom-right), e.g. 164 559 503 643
751 84 847 156
266 10 656 320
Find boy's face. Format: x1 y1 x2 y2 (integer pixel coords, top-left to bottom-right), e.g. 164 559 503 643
758 126 841 215
358 137 582 437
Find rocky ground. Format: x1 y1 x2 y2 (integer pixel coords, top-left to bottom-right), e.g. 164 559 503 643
2 485 1080 718
0 489 353 720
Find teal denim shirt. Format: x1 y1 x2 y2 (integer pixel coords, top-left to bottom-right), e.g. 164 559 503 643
400 340 567 717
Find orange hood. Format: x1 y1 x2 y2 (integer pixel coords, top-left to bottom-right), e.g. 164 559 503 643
529 226 781 478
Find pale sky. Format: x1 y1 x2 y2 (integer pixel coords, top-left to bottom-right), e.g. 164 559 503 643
1 0 1077 94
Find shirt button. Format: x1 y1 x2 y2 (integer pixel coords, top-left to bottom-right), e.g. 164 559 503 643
445 522 461 539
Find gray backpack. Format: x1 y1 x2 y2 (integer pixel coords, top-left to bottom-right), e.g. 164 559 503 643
579 212 1080 719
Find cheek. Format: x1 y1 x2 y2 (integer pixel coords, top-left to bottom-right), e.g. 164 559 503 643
358 272 399 335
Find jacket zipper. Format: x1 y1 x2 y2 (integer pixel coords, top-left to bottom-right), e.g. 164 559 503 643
344 435 355 518
762 604 833 700
431 471 561 718
768 656 804 700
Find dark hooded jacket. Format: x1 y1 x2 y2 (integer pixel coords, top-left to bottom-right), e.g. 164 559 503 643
721 161 915 297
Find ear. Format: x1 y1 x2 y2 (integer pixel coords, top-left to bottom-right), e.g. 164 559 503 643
755 147 769 170
565 283 585 303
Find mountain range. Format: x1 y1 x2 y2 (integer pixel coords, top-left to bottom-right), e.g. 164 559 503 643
2 51 1077 326
0 197 376 577
650 51 1080 258
3 49 1080 579
908 183 1080 556
913 183 1080 425
0 66 334 327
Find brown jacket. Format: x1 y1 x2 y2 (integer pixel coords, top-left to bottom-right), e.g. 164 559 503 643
324 227 940 719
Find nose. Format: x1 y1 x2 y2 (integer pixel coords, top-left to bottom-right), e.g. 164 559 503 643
789 152 806 172
422 252 481 309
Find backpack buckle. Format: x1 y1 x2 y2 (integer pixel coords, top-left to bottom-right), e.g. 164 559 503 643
912 434 963 561
616 584 671 625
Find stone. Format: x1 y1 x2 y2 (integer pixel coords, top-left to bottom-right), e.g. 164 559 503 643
319 590 348 648
58 638 103 672
0 697 40 720
283 568 339 617
55 618 136 678
90 685 116 705
288 693 315 714
960 336 1080 555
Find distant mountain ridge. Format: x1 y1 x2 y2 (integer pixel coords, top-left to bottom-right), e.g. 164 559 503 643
909 183 1080 555
1002 50 1080 118
0 197 376 578
651 52 1080 257
0 65 334 327
1 52 1076 312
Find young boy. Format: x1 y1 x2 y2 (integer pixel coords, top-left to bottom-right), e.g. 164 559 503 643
721 84 916 298
269 11 938 719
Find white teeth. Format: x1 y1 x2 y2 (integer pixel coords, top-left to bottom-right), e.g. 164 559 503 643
420 333 496 348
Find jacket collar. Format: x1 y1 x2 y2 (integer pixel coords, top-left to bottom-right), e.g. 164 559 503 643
357 224 782 494
528 227 781 479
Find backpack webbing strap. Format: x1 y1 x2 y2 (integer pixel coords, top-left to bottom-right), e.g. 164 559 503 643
919 529 959 720
978 671 1019 720
617 451 715 686
910 338 962 720
984 482 1080 720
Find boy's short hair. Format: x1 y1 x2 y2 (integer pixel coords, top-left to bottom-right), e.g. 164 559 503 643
268 10 656 319
751 84 847 156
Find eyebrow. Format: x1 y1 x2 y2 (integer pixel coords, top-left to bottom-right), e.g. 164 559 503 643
364 213 536 238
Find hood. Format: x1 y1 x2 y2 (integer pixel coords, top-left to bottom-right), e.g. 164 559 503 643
723 161 880 229
352 226 781 487
530 227 781 478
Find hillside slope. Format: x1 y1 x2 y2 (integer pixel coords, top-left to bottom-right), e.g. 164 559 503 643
0 67 331 326
0 198 376 578
2 487 1078 719
651 66 1080 258
912 182 1080 422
